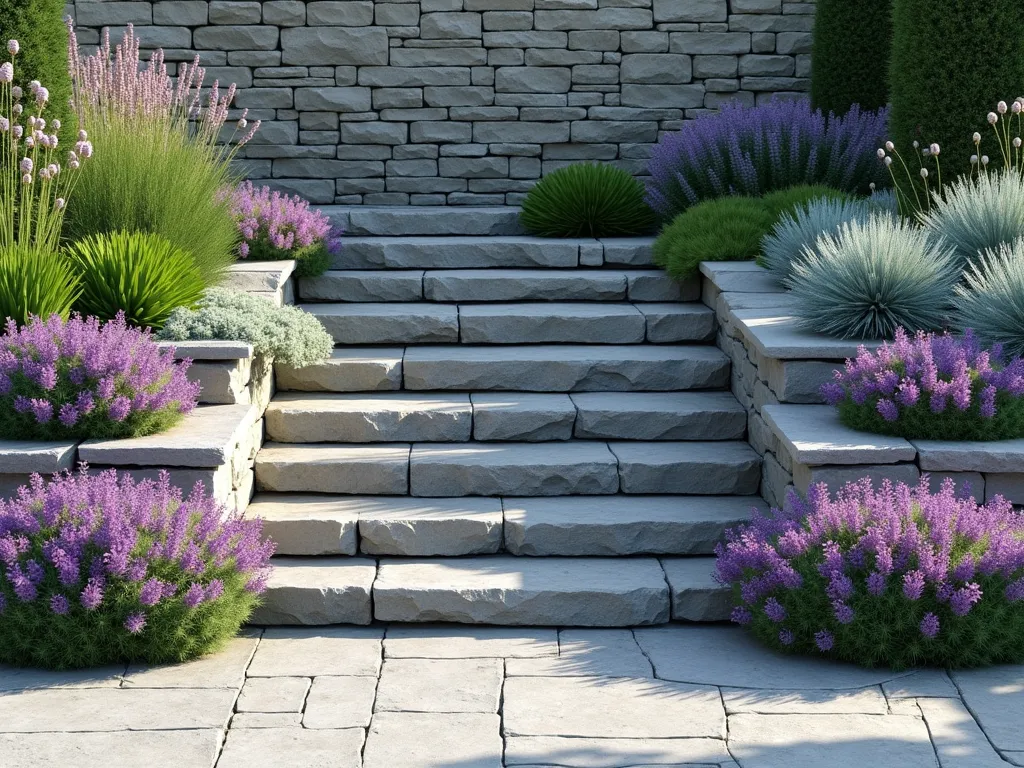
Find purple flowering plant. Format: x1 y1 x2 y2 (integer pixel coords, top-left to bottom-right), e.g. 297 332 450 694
229 181 342 278
0 313 200 441
0 469 273 669
715 477 1024 669
645 99 889 220
821 328 1024 441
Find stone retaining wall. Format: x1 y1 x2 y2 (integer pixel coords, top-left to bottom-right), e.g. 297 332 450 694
70 0 815 206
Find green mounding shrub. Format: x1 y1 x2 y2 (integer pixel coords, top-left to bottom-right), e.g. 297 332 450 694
63 119 238 286
955 242 1024 359
67 231 208 331
519 163 658 237
923 170 1024 271
889 0 1024 171
789 214 958 339
810 0 891 116
761 184 851 219
653 196 775 280
0 0 74 147
0 469 273 669
158 288 334 369
0 247 80 325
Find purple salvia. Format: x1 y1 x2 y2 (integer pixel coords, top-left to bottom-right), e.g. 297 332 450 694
920 612 940 639
123 612 146 634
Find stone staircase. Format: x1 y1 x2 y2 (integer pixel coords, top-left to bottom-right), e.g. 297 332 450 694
249 207 766 627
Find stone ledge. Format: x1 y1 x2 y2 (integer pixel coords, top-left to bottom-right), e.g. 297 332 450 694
223 260 297 294
700 261 782 294
762 404 917 466
732 309 881 361
157 340 255 361
913 439 1024 473
0 441 78 475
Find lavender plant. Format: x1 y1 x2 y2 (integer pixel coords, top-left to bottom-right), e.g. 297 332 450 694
715 477 1024 669
821 328 1024 440
230 182 342 279
645 100 889 219
0 469 274 669
0 313 200 440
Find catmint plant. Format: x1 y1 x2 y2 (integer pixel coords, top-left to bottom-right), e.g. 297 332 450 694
0 469 274 669
716 477 1024 669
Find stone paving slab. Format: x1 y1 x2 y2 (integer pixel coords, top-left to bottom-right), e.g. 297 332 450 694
0 664 124 692
882 669 959 699
0 730 223 768
505 629 652 678
763 404 917 466
237 676 311 713
950 666 1024 752
384 625 558 658
248 627 383 678
123 634 258 688
722 686 888 714
363 712 503 768
916 696 1011 768
274 348 404 393
303 675 379 728
218 727 364 768
504 735 731 767
375 658 503 713
230 712 304 728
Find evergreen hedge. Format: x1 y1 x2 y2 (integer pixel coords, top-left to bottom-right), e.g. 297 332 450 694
811 0 892 116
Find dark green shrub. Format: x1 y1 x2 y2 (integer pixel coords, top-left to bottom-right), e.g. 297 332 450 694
520 163 658 237
0 246 80 325
653 197 774 279
889 0 1024 171
67 231 208 331
811 0 892 115
761 184 851 218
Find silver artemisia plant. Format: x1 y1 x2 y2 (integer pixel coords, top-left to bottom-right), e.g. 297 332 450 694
955 240 1024 358
789 214 958 339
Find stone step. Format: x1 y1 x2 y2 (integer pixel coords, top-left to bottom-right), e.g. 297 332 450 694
299 269 695 304
471 393 577 442
249 556 377 626
255 443 411 495
325 206 524 237
570 391 747 440
304 303 459 345
503 495 763 556
609 441 762 495
403 345 731 392
460 303 648 345
275 348 403 393
372 556 672 626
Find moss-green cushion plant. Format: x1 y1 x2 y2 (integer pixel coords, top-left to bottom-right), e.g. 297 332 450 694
158 288 334 369
889 0 1024 172
0 246 80 326
716 476 1024 669
821 328 1024 441
67 231 208 331
811 0 892 116
520 163 658 237
0 469 273 669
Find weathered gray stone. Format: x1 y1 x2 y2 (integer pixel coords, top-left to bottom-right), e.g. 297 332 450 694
363 713 503 768
882 670 959 700
505 735 729 766
610 441 760 494
122 635 257 689
505 628 652 678
600 236 655 265
219 728 363 768
496 66 572 93
983 472 1024 503
237 677 311 713
0 665 122 692
622 82 705 107
293 86 372 111
153 1 208 25
305 302 459 344
306 1 374 25
471 393 576 441
247 494 359 555
723 686 888 714
263 1 306 26
913 439 1024 473
0 731 222 768
951 666 1024 752
251 557 376 625
763 404 917 465
660 556 731 620
793 462 921 495
0 441 77 475
374 556 670 625
340 206 522 236
302 675 378 728
256 442 409 494
732 307 880 360
459 302 647 344
300 270 423 302
230 712 304 728
917 697 1011 768
621 53 693 83
637 302 715 342
571 391 745 440
424 268 625 302
275 348 403 393
194 25 278 50
335 236 578 269
376 658 503 713
248 626 383 677
357 496 503 555
188 359 250 405
281 27 389 65
625 270 697 301
384 626 558 658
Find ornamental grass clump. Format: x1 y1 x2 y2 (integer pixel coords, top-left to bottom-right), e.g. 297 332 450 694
955 242 1024 359
0 313 200 440
0 469 274 669
789 214 957 340
821 328 1024 441
645 99 888 219
158 288 333 369
716 477 1024 669
230 182 342 279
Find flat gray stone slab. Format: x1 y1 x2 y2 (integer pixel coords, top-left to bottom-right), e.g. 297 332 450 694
250 557 377 625
505 629 653 678
634 625 912 689
237 677 311 713
636 302 715 342
335 236 580 269
255 442 410 494
266 392 472 443
503 676 724 738
882 670 959 699
424 269 627 302
305 302 459 344
357 496 503 556
610 441 761 495
338 205 523 236
728 712 937 768
722 687 889 714
459 303 647 344
571 391 746 440
732 308 882 360
660 556 732 621
471 393 576 441
624 269 698 301
409 441 619 496
231 712 303 728
275 348 403 393
302 675 378 729
763 404 917 465
403 344 729 392
224 259 295 292
717 290 801 312
0 730 223 768
0 688 235 731
375 658 503 713
0 441 78 475
363 712 503 768
218 727 364 768
503 495 759 556
373 556 670 626
951 666 1024 751
123 634 258 689
79 404 255 467
600 237 655 266
246 493 360 556
505 735 730 766
248 626 384 677
794 461 921 495
917 696 1013 768
700 261 783 293
914 439 1024 473
156 339 254 361
300 269 424 302
384 626 558 659
0 665 123 692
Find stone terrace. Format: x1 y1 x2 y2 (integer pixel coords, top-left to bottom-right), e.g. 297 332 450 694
69 0 814 206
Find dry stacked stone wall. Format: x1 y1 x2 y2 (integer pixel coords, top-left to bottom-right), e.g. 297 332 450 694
71 0 814 205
